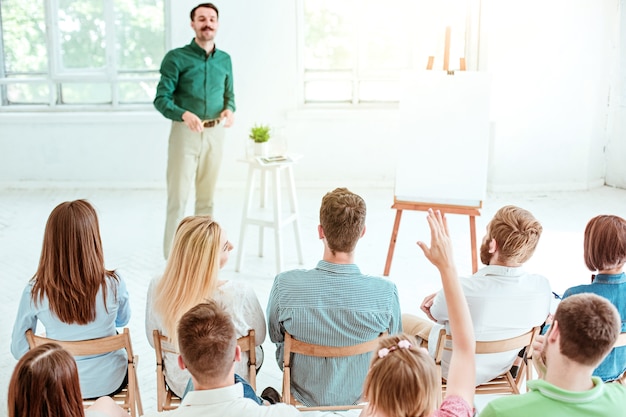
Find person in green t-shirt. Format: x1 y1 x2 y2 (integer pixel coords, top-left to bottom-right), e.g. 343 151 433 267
480 293 626 417
154 2 236 259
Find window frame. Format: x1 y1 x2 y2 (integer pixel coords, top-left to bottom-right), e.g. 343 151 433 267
296 0 482 108
0 0 170 111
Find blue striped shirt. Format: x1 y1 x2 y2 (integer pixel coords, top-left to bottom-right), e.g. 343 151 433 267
267 260 402 406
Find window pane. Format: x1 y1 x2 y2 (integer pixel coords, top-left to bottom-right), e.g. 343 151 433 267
58 0 106 70
118 79 158 103
6 82 50 104
0 0 48 74
359 80 400 102
114 0 165 71
304 80 352 102
61 82 111 104
303 0 354 70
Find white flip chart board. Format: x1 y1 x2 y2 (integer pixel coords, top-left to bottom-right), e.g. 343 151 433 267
395 71 491 207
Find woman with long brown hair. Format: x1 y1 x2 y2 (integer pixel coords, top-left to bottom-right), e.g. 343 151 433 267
8 343 127 417
10 199 131 399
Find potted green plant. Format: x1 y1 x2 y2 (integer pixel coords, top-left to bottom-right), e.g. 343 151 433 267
249 124 271 156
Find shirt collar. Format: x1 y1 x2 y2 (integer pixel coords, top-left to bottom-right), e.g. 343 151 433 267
189 38 217 57
473 264 526 277
180 383 243 407
593 272 626 283
527 377 605 403
315 260 361 275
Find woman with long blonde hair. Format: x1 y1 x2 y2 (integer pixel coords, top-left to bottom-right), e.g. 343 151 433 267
146 215 266 397
10 199 131 399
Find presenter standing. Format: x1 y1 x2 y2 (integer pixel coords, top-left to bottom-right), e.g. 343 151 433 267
154 2 235 259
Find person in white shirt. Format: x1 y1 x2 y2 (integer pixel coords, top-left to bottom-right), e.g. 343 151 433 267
143 300 301 417
403 205 552 385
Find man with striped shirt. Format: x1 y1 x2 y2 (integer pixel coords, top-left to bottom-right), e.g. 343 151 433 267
267 187 402 407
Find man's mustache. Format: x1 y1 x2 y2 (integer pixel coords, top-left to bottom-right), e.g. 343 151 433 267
201 26 215 31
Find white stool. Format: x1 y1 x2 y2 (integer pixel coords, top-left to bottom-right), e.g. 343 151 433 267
235 156 304 274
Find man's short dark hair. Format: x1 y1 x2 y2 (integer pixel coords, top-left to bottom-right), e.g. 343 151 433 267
553 293 621 366
190 3 219 20
177 301 236 385
319 187 366 254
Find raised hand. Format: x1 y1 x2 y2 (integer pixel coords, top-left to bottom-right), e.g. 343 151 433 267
416 209 454 272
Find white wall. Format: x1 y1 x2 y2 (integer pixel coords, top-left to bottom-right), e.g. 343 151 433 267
606 0 626 188
0 0 623 191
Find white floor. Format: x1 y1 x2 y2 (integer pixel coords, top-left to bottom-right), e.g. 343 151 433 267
1 185 625 416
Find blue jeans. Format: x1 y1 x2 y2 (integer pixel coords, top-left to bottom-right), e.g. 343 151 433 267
183 373 262 405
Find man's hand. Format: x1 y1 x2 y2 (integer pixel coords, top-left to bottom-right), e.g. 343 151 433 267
182 111 203 132
220 109 234 127
420 292 438 321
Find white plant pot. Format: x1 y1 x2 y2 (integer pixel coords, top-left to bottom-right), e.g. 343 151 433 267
254 142 269 157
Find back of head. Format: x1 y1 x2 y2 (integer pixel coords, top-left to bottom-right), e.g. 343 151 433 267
319 187 366 254
487 205 542 264
583 215 626 272
553 293 621 367
177 301 237 386
32 199 113 325
363 334 438 417
155 216 222 342
8 343 84 417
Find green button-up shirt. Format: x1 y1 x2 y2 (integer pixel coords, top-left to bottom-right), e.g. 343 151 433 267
154 39 236 121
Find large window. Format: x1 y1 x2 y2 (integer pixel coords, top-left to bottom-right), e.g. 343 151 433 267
300 0 480 105
0 0 166 109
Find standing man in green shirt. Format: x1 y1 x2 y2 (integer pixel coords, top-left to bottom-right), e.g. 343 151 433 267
154 2 235 259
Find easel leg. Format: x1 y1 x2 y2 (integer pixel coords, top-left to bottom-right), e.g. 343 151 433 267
469 215 478 273
384 209 403 276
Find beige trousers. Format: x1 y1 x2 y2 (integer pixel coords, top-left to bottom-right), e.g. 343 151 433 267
402 313 435 348
163 121 226 258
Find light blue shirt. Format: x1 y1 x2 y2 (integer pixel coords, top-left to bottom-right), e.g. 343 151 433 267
562 272 626 381
267 260 402 407
11 274 131 398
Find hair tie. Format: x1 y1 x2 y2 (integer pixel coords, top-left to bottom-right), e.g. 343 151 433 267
378 340 412 358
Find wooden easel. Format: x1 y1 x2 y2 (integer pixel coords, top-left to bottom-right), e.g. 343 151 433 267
383 198 481 276
384 27 482 276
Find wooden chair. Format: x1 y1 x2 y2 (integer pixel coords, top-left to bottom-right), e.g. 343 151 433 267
434 326 540 404
25 328 143 417
153 328 258 411
282 331 386 412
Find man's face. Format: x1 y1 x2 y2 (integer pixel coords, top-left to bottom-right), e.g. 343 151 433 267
191 7 219 43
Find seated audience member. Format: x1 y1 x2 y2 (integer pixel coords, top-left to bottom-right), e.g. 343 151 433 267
143 301 301 417
361 209 476 417
560 214 626 381
267 187 402 406
146 215 265 398
480 293 626 416
8 343 127 417
403 205 552 385
11 199 130 399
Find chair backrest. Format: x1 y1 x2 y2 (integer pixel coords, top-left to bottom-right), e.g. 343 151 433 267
25 328 143 417
153 328 258 412
153 330 182 412
282 331 386 412
434 326 540 402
